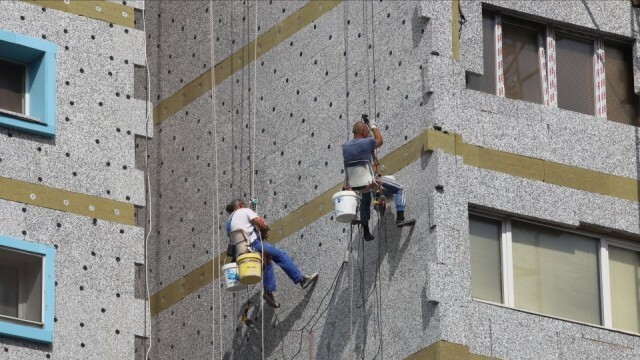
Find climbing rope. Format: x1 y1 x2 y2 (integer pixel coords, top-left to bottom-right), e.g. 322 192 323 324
369 1 379 124
343 0 351 142
141 2 154 359
207 0 223 359
362 0 372 117
367 6 385 357
246 2 266 359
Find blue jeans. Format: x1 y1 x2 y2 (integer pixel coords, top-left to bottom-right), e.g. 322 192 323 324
360 177 406 225
251 239 304 292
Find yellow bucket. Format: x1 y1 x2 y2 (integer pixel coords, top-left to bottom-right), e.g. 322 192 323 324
237 253 262 284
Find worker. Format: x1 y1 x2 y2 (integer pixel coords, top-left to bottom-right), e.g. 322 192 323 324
342 115 415 241
225 198 319 308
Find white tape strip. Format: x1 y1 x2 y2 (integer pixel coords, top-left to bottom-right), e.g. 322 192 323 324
595 38 606 118
538 32 549 106
546 25 557 107
496 13 505 97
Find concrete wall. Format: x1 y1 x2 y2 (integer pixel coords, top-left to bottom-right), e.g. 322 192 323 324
0 1 148 359
146 1 640 359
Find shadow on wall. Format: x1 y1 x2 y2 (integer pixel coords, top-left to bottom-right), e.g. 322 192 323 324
421 286 438 332
311 212 417 359
224 284 317 360
412 4 429 49
222 213 418 359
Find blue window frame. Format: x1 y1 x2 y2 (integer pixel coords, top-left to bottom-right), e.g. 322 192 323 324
0 235 55 343
0 29 57 137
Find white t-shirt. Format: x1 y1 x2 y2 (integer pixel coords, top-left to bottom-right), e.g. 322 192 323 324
228 208 260 243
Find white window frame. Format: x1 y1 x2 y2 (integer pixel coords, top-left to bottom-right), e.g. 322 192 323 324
470 211 640 335
484 10 633 120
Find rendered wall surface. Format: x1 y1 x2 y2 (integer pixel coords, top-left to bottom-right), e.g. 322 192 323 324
0 1 148 359
144 1 640 360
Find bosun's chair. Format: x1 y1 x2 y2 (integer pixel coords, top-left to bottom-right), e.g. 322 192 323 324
344 159 378 192
229 229 252 256
228 229 271 267
345 160 397 216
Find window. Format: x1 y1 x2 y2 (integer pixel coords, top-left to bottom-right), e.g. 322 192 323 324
467 10 638 124
0 59 26 114
466 10 496 94
502 19 543 104
512 220 601 324
470 212 640 334
555 33 594 115
0 235 55 343
609 246 640 333
0 29 57 137
604 42 639 125
469 215 502 303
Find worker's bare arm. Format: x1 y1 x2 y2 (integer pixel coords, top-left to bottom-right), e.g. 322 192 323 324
372 127 383 148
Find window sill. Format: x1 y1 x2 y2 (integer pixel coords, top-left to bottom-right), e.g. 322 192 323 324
0 314 43 328
0 109 46 125
473 298 640 338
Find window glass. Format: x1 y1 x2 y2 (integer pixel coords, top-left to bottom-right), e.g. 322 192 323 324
0 265 19 318
466 10 496 94
0 247 43 324
556 33 595 115
0 58 25 114
609 246 640 333
469 215 503 303
512 220 601 325
604 43 638 125
502 20 543 104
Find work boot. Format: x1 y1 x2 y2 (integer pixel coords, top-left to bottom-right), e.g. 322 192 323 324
362 224 375 241
395 211 416 227
300 273 319 289
263 291 280 309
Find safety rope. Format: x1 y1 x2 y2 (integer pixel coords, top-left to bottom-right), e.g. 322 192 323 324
244 1 266 359
362 0 372 117
368 6 385 357
343 1 351 142
141 2 153 359
207 1 223 359
369 1 379 126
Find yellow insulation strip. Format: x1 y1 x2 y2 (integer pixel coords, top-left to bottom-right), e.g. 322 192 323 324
405 340 499 360
21 0 135 28
0 176 135 225
150 129 640 316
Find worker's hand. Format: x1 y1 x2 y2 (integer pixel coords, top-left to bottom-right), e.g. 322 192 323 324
362 114 376 129
367 116 377 130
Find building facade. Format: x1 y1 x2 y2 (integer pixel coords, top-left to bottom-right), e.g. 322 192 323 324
3 0 640 359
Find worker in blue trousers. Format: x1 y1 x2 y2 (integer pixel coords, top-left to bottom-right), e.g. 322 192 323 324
342 115 416 241
225 198 318 308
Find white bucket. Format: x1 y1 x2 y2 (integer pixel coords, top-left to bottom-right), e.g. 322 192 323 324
221 262 247 292
332 191 358 223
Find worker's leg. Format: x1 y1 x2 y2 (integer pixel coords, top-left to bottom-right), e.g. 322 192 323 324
382 178 406 213
262 259 277 292
253 240 305 284
360 191 372 224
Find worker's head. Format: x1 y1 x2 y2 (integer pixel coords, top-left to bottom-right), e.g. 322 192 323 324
225 198 246 213
352 121 370 139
